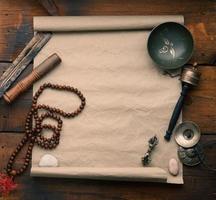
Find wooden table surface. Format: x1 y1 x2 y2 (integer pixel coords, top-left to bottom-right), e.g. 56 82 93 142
0 0 216 199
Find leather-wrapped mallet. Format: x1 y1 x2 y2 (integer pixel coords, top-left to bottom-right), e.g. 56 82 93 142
3 53 61 103
164 63 201 141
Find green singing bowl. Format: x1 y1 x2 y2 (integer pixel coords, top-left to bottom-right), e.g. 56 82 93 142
147 22 194 70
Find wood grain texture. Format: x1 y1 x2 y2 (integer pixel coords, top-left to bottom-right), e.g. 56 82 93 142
0 0 47 62
0 133 215 200
0 0 216 200
0 63 32 132
0 0 215 63
183 66 216 133
38 0 59 16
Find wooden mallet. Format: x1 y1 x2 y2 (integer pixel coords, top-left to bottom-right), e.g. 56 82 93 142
3 53 61 103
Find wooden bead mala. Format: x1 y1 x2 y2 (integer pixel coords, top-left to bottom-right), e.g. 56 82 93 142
5 82 86 178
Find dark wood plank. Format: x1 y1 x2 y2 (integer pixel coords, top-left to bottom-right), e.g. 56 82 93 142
0 0 47 62
0 133 215 200
0 0 216 200
0 0 215 63
38 0 59 16
183 66 216 133
0 63 32 132
0 0 215 133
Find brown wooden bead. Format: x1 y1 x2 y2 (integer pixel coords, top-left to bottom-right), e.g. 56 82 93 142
10 156 15 160
6 168 11 173
26 154 31 158
29 143 34 148
27 150 32 154
7 163 12 168
10 170 17 176
5 83 86 178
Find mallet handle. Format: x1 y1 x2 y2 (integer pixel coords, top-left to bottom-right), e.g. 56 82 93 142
4 53 61 103
164 84 190 141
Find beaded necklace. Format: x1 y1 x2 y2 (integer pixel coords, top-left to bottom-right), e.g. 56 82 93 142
0 83 86 196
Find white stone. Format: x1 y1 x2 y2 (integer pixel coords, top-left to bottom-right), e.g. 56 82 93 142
168 158 179 176
39 154 58 167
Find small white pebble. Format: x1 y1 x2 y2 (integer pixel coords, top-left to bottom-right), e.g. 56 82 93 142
39 154 58 167
168 158 179 176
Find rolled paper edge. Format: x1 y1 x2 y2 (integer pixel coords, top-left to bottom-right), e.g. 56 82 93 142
31 167 167 182
34 15 184 32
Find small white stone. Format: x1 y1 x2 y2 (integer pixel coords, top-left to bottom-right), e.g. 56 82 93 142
39 154 58 167
168 158 179 176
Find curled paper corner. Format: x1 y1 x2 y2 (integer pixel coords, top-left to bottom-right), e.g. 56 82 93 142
39 154 59 167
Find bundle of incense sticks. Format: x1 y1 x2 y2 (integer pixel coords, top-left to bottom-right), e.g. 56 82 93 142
0 32 51 98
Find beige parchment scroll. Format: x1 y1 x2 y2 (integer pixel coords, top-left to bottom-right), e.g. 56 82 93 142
31 16 184 184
